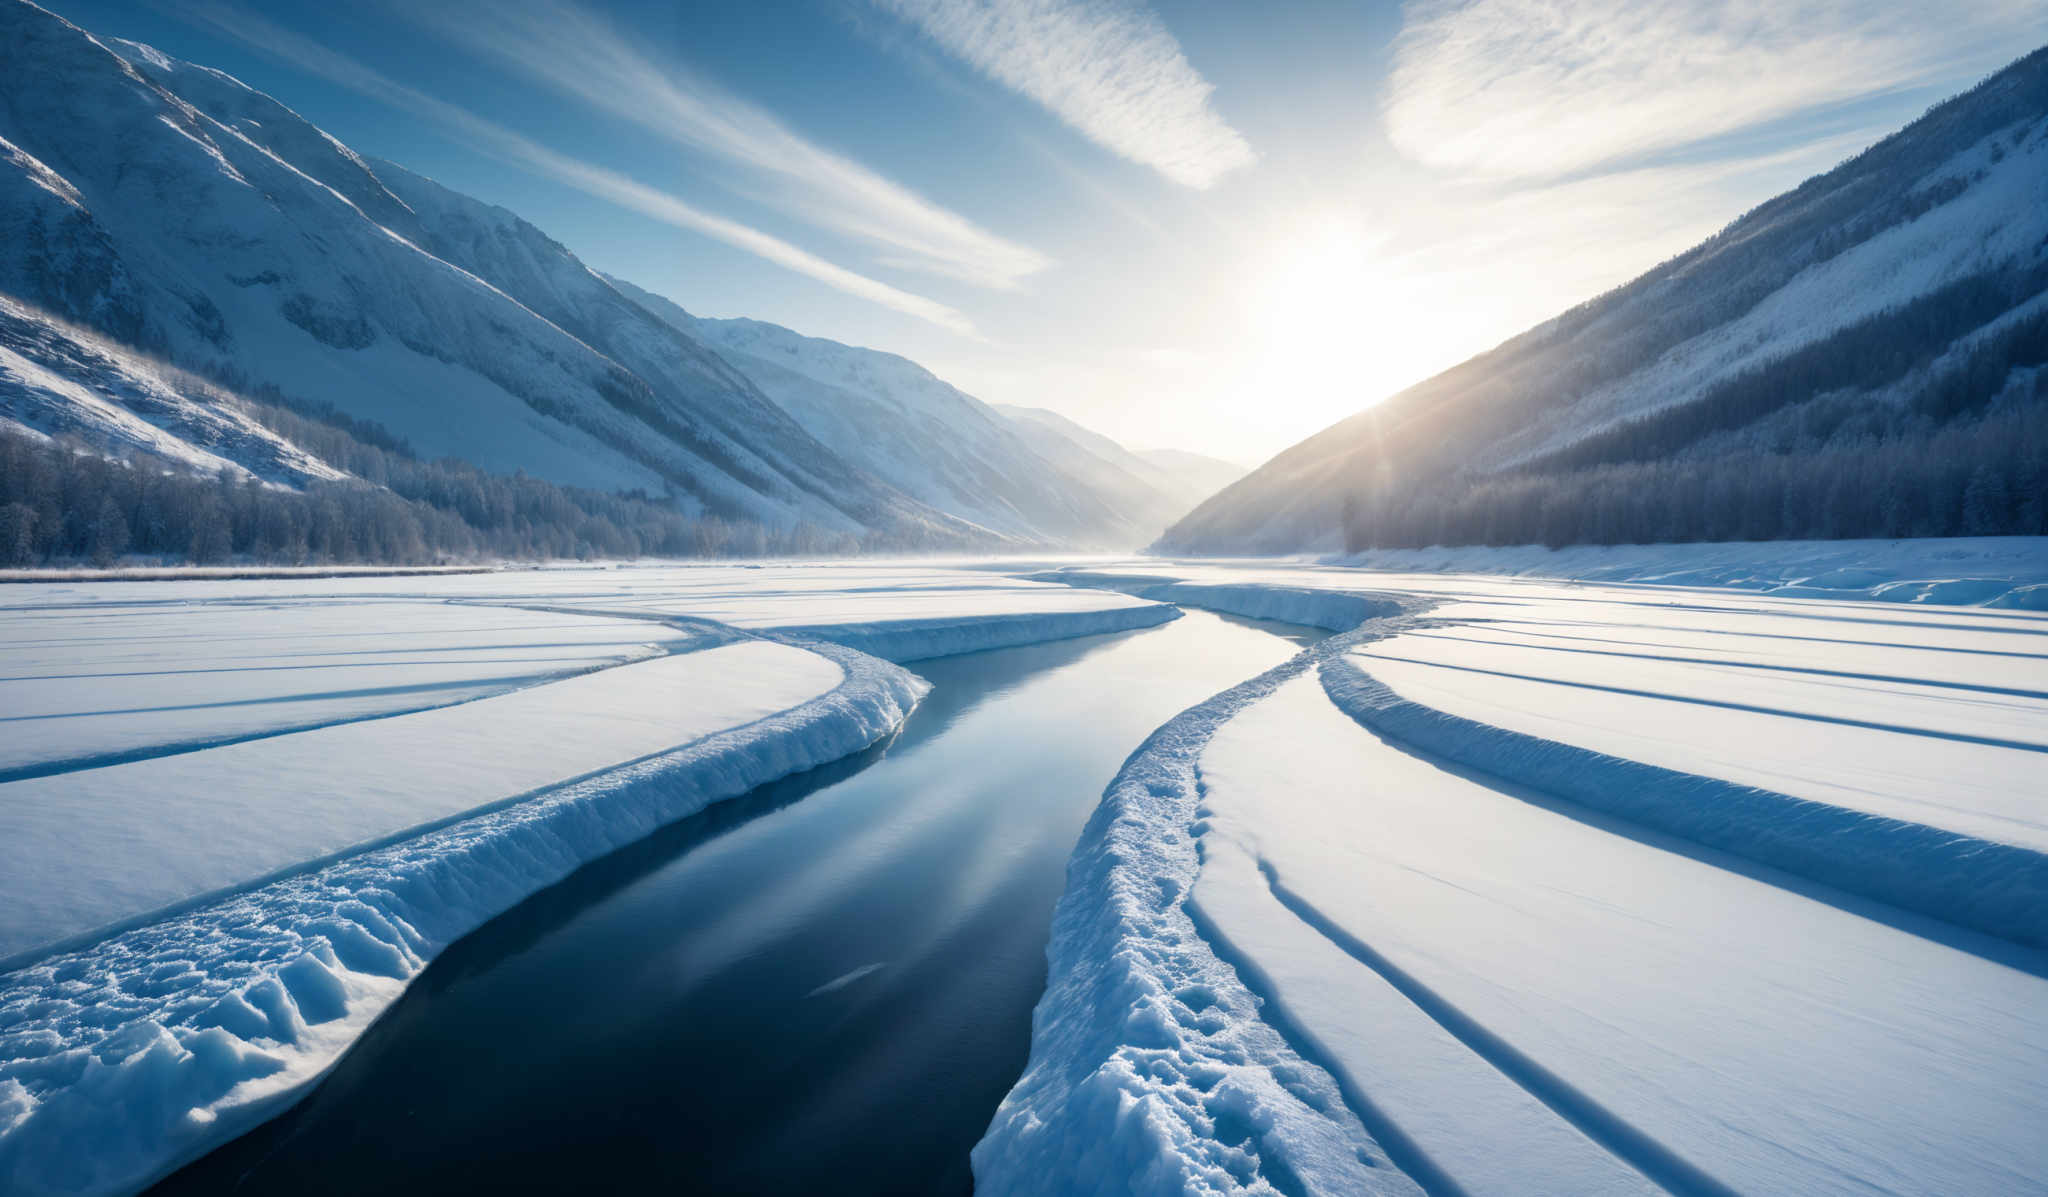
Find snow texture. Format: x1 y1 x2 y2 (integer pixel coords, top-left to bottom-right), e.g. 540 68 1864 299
1330 536 2048 608
614 280 1179 549
0 635 924 1197
0 638 845 966
0 598 695 777
1198 672 2048 1196
985 551 2048 1196
0 562 1196 1196
0 3 987 540
974 601 1418 1197
1322 651 2048 951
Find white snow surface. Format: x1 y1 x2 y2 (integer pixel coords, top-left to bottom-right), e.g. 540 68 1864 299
1353 614 2048 850
0 639 844 965
0 598 694 776
0 297 346 487
1495 113 2048 471
1329 536 2048 607
0 561 1175 661
6 549 2047 1196
1197 673 2046 1195
984 542 2048 1195
0 560 1193 1196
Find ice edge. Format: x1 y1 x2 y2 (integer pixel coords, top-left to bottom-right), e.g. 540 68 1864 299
0 638 926 1197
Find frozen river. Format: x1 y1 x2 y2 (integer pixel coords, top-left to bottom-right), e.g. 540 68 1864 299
150 610 1316 1194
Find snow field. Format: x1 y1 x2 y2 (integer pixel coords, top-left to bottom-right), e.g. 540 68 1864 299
0 562 1174 658
0 562 1204 1196
0 637 927 1197
1322 588 2048 948
0 638 844 966
6 552 2044 1196
0 598 695 777
1326 536 2048 608
973 621 1421 1197
1198 672 2048 1195
990 551 2048 1195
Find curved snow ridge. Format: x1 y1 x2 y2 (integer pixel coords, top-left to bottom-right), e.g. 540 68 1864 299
778 602 1180 662
1325 537 2048 609
1319 653 2048 950
0 641 927 1197
1136 583 1403 633
1027 571 1408 633
973 619 1424 1197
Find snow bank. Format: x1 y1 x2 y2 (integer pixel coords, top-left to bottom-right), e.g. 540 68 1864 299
0 599 692 779
1202 674 2048 1196
1136 582 1402 632
1319 653 2048 949
973 615 1421 1196
0 640 843 965
1329 536 2048 608
0 642 926 1197
779 601 1179 662
1353 621 2048 851
1026 570 1406 632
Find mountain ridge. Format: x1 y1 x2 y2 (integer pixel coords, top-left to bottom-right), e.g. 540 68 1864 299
1161 45 2048 554
0 0 1222 555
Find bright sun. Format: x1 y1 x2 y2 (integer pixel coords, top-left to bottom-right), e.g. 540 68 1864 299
1234 214 1453 440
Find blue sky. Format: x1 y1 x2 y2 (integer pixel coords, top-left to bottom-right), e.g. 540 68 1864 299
48 0 2048 461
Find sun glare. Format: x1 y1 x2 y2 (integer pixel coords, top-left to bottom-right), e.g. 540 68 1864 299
1237 215 1399 429
1235 213 1465 440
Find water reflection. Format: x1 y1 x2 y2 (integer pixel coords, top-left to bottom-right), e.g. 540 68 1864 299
154 610 1313 1196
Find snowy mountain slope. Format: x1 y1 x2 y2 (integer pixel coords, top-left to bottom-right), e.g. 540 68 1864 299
611 277 1178 547
994 403 1238 539
0 296 341 485
0 1 979 544
1139 446 1247 500
1163 46 2048 554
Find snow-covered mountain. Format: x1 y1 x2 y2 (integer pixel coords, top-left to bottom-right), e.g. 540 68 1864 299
995 404 1243 540
1138 447 1247 502
0 0 1216 553
612 277 1196 547
0 294 343 486
0 0 995 547
1162 46 2048 554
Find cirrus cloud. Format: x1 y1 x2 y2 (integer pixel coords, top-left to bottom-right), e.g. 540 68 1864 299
1384 0 2046 179
873 0 1255 188
170 2 983 336
411 1 1051 292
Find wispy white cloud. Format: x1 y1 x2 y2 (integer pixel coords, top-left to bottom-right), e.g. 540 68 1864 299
172 3 980 336
409 0 1050 291
873 0 1255 188
1385 0 2044 179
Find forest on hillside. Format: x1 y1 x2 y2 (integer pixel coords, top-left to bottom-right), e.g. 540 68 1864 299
1340 281 2048 552
0 395 868 568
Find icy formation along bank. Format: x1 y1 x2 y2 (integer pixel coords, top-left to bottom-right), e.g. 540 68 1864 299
4 547 2046 1196
979 550 2048 1196
147 608 1313 1195
0 565 1177 1197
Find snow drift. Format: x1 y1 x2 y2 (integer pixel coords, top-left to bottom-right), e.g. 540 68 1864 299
0 640 925 1197
1320 653 2048 950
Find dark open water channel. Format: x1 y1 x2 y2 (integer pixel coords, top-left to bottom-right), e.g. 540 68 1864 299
152 609 1313 1195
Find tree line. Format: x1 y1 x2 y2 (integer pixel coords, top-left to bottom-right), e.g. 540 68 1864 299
1339 263 2048 553
1343 391 2048 552
0 416 864 568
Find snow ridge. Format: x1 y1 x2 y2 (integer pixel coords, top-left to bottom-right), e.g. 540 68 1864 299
0 638 926 1197
1319 652 2048 950
1027 572 1398 632
781 602 1180 662
973 594 1415 1196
